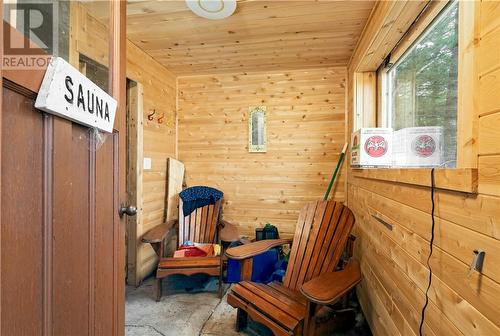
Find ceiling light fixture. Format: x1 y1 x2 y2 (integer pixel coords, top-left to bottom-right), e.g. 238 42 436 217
186 0 237 20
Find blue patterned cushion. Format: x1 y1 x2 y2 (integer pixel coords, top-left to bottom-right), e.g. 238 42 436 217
179 186 223 216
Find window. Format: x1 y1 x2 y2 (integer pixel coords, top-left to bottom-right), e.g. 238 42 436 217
80 54 109 93
381 2 458 168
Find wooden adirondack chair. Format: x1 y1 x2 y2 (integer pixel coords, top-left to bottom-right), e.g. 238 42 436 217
226 200 360 336
142 197 223 301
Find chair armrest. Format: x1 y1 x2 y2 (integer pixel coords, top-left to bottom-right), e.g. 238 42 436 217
220 219 236 227
141 219 176 244
219 219 240 242
300 259 361 305
225 239 292 260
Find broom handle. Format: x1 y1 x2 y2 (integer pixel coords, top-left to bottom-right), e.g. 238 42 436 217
324 143 348 200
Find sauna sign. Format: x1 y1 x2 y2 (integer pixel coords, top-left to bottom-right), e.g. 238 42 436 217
35 57 117 133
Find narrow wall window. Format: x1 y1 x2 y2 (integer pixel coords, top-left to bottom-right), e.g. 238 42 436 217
248 106 267 152
79 54 109 93
382 1 458 167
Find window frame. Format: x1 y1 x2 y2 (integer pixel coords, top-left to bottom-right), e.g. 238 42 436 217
365 0 478 170
350 0 478 193
378 1 459 131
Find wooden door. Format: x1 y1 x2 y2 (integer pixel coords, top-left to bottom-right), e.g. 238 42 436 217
0 2 126 334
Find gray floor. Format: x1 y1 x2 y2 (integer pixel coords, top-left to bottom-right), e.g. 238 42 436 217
125 275 248 336
125 275 371 336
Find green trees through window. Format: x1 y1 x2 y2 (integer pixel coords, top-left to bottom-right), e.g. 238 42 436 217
387 2 458 167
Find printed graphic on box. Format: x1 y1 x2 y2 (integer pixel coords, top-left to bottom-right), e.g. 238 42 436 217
351 128 392 167
365 136 388 158
392 127 443 167
412 135 436 157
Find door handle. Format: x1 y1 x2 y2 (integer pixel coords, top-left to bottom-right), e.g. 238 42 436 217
119 203 137 218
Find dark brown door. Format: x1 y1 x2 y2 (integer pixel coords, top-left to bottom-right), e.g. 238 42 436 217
0 4 126 334
1 81 120 335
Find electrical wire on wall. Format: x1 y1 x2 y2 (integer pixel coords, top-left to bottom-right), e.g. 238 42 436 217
419 168 436 335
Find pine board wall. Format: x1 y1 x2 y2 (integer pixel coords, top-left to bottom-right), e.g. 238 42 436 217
70 3 177 285
348 1 500 335
177 68 346 238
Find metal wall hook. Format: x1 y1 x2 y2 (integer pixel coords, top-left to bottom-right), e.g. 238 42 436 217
468 249 485 277
157 113 165 124
147 109 156 121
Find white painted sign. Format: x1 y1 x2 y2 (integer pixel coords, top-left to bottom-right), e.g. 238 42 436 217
35 57 117 133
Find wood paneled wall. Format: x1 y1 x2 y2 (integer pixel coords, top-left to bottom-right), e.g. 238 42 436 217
347 1 500 335
71 3 177 284
477 1 500 196
178 68 346 238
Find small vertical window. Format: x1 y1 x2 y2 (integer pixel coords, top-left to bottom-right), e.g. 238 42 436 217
383 2 458 167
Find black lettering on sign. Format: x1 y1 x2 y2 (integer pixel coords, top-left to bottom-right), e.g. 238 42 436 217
96 98 103 118
61 73 112 123
87 91 95 114
64 76 74 104
104 103 110 122
77 84 85 111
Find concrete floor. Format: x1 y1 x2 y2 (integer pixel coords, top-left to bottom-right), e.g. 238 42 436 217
125 275 249 336
125 275 371 336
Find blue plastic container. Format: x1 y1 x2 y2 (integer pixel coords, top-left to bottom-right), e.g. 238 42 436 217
226 249 278 283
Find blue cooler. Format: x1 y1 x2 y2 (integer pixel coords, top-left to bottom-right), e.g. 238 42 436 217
226 249 279 283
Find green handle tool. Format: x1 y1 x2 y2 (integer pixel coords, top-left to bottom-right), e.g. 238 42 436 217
324 143 348 200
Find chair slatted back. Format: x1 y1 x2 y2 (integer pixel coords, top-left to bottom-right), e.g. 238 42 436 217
283 200 355 291
178 198 222 247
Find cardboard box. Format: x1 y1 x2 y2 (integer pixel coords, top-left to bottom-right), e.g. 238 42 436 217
392 127 443 167
351 128 392 167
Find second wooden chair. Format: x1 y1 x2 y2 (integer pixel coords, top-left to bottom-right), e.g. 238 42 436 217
142 196 223 301
226 200 360 336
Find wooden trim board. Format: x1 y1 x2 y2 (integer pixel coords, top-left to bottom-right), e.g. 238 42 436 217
353 72 376 129
109 1 127 334
126 81 144 286
456 0 480 168
0 6 3 334
166 158 185 222
351 168 478 193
